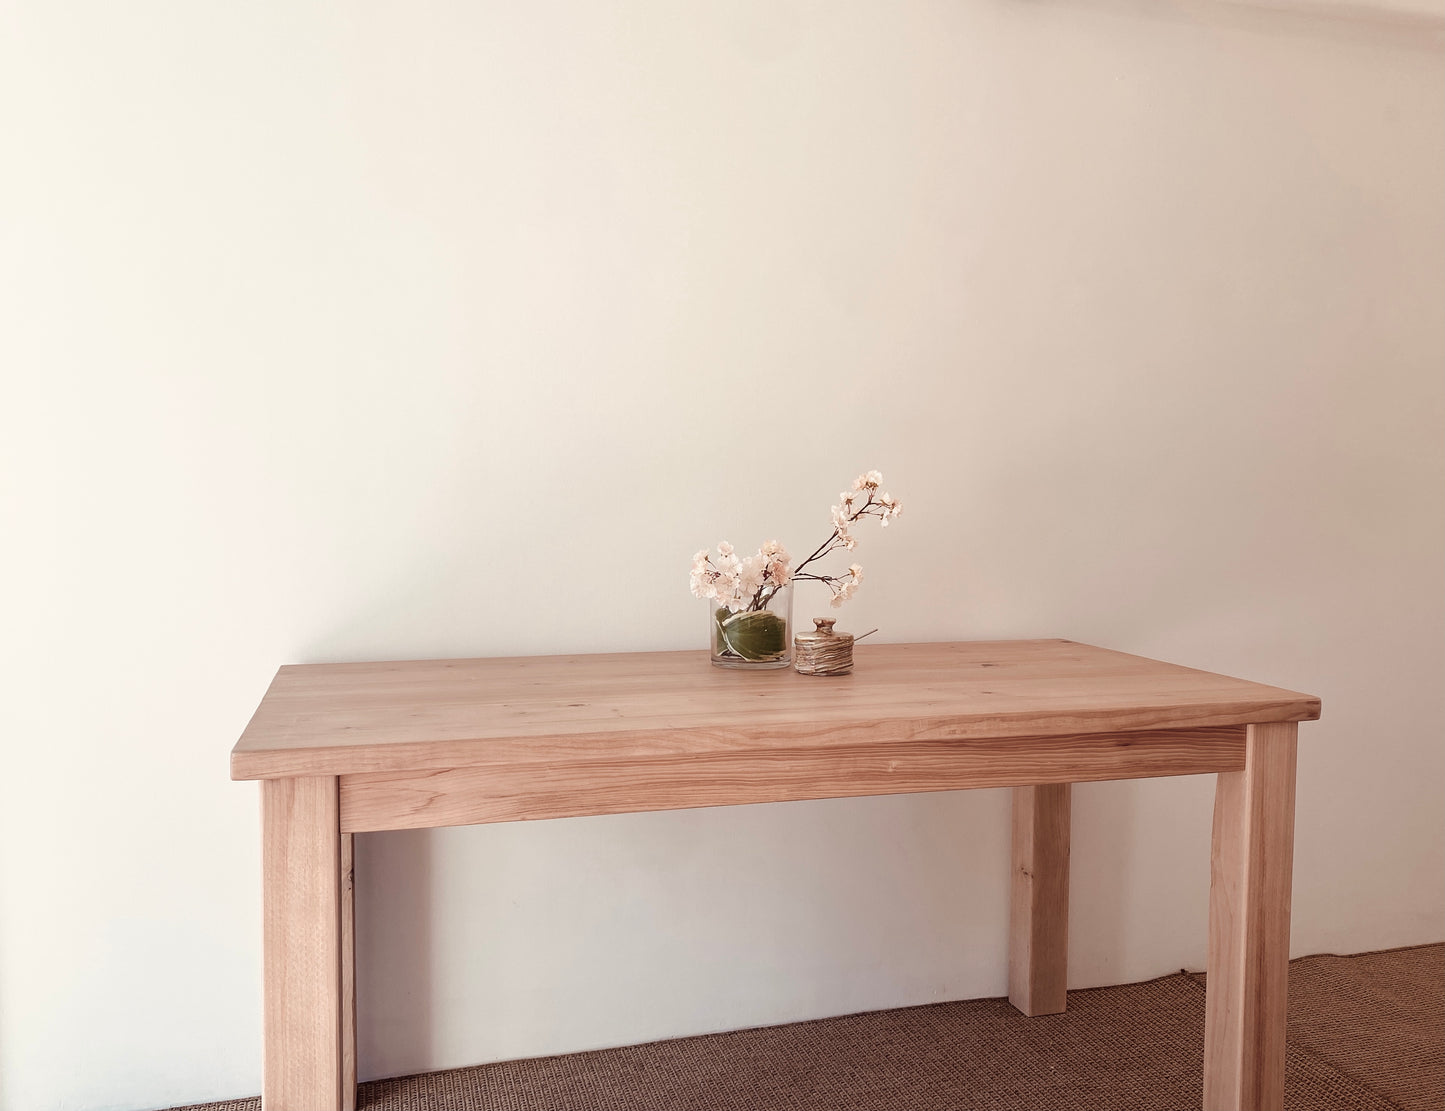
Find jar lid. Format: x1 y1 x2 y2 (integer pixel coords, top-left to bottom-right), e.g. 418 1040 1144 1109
794 617 854 646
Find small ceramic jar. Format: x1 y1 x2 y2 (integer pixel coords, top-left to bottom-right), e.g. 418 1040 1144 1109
793 618 855 676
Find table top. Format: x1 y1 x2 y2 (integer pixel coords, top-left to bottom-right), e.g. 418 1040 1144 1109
230 639 1319 780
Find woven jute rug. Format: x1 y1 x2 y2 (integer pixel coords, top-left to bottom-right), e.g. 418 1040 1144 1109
175 943 1442 1111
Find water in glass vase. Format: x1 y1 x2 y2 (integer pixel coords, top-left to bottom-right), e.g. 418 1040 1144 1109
710 582 793 669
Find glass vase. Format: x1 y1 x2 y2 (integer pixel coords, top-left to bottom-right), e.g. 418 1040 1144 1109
709 582 793 669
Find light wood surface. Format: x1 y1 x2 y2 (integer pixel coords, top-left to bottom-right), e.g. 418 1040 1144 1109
1204 722 1298 1111
337 727 1242 833
232 640 1319 781
340 832 356 1111
242 641 1318 1111
1009 783 1072 1017
262 776 344 1111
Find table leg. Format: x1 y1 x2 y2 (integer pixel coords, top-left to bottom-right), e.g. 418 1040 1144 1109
1008 783 1071 1016
262 776 346 1111
341 831 357 1111
1204 722 1298 1111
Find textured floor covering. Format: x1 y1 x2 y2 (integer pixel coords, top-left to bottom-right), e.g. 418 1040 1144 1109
175 943 1443 1111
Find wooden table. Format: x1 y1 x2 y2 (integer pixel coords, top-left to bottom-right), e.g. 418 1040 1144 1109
231 639 1319 1111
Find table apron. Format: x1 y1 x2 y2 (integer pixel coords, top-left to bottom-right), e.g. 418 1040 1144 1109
337 725 1246 833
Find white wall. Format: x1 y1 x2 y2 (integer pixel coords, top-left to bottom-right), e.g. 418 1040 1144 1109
2 2 1442 1108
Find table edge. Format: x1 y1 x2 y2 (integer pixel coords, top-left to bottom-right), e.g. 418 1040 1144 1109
230 697 1321 780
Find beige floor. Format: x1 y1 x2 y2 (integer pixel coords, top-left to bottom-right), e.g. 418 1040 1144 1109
176 943 1444 1111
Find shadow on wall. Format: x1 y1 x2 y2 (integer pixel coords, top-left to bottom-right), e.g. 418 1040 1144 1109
1068 780 1138 989
355 829 433 1080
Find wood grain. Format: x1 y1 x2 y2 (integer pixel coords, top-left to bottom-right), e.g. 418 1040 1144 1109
262 776 343 1111
1009 783 1071 1017
233 640 1319 780
340 832 356 1111
1204 722 1298 1111
245 644 1318 1109
338 727 1243 833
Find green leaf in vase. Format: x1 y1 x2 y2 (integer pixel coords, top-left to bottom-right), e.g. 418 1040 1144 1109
718 609 787 660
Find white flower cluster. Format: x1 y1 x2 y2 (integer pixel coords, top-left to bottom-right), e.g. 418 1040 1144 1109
690 539 793 614
831 471 902 541
826 563 864 608
801 471 902 606
690 470 901 617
